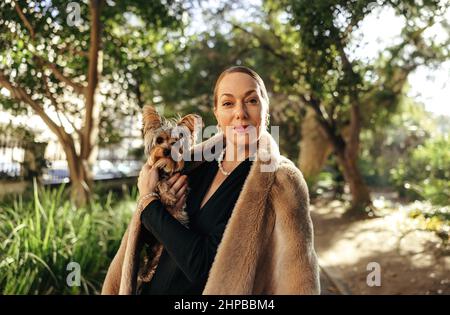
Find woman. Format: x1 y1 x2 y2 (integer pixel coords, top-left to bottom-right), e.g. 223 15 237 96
102 66 320 295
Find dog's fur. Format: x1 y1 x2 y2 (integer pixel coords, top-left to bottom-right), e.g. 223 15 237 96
137 105 202 285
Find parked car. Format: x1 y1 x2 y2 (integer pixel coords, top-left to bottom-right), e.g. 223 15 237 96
42 159 141 184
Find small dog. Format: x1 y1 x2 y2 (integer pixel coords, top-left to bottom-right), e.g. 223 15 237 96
138 105 202 285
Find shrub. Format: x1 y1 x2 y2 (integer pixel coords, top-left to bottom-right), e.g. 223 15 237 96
0 181 135 294
390 136 450 206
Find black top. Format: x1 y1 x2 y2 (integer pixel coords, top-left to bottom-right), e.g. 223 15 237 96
139 157 253 295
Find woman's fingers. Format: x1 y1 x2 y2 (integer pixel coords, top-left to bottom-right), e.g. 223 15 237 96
175 194 187 210
175 183 188 199
171 175 188 192
167 173 181 186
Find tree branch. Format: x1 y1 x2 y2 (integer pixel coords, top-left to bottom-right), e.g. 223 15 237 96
43 74 83 140
0 71 70 144
56 44 89 58
81 0 103 159
34 55 86 95
335 43 361 157
228 21 298 66
13 0 35 40
299 93 344 150
14 1 86 96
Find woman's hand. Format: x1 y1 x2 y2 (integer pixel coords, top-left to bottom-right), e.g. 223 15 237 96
166 173 189 213
137 160 188 213
137 162 159 197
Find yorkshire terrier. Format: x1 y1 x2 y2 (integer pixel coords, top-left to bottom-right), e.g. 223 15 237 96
138 104 202 285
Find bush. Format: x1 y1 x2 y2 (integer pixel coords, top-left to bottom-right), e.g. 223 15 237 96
391 136 450 206
0 181 135 294
407 202 449 245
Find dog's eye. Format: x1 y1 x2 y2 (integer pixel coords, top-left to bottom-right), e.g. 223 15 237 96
156 137 163 144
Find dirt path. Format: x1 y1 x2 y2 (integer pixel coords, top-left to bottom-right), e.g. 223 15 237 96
311 198 449 295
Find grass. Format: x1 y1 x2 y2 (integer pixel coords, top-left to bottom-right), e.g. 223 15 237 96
0 180 136 294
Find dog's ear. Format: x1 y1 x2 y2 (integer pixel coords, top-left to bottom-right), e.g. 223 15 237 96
177 114 203 143
142 105 162 134
142 105 162 157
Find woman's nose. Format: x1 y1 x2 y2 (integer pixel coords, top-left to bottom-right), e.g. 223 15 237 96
234 102 248 119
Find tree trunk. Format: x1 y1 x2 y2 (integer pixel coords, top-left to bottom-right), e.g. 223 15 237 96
335 145 373 214
70 173 91 208
303 103 373 213
298 108 333 183
62 141 93 207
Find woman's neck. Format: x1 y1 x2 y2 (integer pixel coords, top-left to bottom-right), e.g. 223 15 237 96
224 146 248 162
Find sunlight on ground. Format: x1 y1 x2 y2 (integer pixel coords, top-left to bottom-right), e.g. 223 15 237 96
311 197 449 294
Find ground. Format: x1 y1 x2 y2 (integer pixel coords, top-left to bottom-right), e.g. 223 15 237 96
313 193 449 295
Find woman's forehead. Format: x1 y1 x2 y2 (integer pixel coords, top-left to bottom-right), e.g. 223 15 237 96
218 72 259 96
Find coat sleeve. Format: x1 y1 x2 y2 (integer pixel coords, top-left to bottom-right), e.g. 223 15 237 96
269 161 321 294
140 199 229 283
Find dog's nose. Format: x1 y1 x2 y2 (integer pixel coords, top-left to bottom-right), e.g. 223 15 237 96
163 148 171 157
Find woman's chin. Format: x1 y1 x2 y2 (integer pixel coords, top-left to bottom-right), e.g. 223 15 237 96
228 130 259 145
225 135 259 155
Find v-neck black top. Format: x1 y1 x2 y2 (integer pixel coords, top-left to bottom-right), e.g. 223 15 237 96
139 157 253 295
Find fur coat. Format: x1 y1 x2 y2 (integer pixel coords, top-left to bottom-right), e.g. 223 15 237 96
101 130 320 295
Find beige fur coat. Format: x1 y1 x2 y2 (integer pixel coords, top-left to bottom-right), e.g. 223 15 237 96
101 130 320 295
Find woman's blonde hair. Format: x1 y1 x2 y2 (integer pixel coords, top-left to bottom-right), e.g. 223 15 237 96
213 66 270 127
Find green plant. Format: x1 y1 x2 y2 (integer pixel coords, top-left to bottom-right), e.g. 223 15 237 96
407 203 449 245
391 136 450 206
0 181 136 294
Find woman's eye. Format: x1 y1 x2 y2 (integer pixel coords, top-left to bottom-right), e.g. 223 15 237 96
246 98 258 104
223 101 233 106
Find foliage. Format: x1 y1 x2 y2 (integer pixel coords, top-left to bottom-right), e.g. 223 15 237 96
0 122 36 142
0 0 187 147
407 202 449 244
359 98 436 186
0 181 135 294
391 135 450 206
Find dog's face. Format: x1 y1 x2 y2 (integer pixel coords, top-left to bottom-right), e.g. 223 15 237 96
142 105 202 175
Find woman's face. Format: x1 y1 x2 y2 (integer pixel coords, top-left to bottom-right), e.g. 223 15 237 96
214 72 266 149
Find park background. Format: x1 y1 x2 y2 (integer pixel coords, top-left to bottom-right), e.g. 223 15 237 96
0 0 448 294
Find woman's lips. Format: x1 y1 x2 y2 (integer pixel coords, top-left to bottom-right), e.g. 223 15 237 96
233 125 250 133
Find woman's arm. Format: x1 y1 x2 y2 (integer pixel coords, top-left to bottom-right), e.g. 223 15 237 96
270 162 321 294
140 199 227 283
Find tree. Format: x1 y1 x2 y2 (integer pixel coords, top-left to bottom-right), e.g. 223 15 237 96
221 0 449 214
0 0 185 205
